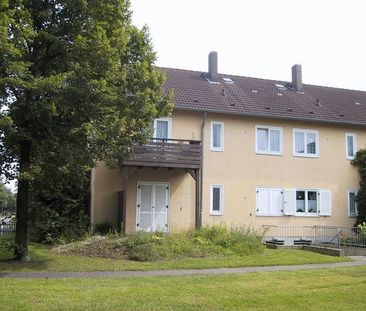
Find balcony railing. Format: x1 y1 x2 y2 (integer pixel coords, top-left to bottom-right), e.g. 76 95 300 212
121 138 202 169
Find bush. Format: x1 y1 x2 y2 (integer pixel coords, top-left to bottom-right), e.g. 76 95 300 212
29 205 89 244
120 232 161 261
118 225 265 261
0 234 14 259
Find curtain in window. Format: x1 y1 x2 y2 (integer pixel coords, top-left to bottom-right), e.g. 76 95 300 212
156 120 168 139
213 124 221 148
349 192 356 214
307 191 317 213
257 128 268 151
296 191 305 212
306 133 316 154
347 136 354 157
270 129 280 152
212 187 221 211
295 132 305 153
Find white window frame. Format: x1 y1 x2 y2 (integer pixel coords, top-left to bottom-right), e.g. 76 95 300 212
255 125 283 155
295 189 319 216
210 185 224 215
293 128 319 158
348 190 358 217
210 121 224 152
153 117 172 140
345 133 357 160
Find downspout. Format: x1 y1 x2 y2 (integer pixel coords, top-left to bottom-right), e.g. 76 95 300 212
199 111 207 227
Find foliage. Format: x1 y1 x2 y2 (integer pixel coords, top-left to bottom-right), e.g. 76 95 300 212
0 0 172 259
0 234 14 257
351 149 366 224
28 169 90 244
54 225 266 262
29 205 89 244
0 238 349 271
0 179 16 215
358 222 366 234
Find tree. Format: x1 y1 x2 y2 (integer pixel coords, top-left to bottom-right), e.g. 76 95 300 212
352 150 366 225
0 0 172 261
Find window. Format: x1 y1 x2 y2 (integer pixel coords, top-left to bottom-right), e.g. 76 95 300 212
211 122 224 151
153 118 172 139
293 129 319 157
348 191 358 217
256 126 283 155
296 190 318 214
210 185 224 215
256 188 283 216
283 189 331 216
346 133 357 160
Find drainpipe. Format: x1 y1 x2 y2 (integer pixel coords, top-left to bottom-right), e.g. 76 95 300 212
199 112 207 227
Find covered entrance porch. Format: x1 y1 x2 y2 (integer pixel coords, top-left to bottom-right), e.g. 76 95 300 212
118 138 202 233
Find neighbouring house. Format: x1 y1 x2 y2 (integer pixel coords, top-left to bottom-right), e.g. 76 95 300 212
90 52 365 234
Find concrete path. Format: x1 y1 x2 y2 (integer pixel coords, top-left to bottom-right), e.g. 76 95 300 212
1 256 365 279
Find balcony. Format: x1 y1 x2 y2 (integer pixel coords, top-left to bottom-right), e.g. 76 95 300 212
120 138 202 169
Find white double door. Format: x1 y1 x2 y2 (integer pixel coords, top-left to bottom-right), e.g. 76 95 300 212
136 182 169 232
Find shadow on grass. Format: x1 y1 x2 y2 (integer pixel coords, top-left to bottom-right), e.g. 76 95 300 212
0 243 53 271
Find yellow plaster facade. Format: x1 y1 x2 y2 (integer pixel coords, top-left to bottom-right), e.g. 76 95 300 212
91 110 364 232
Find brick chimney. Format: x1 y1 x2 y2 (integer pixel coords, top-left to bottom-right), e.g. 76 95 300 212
292 64 302 92
208 51 218 82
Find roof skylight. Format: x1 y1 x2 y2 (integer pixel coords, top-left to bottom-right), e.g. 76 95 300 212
222 77 234 84
275 83 286 90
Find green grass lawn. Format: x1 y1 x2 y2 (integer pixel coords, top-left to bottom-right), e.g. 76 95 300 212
0 266 365 310
0 241 350 272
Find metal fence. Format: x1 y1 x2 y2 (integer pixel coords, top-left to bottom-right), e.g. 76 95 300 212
0 223 16 235
263 225 366 248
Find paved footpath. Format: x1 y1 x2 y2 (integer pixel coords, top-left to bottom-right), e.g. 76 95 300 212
1 256 365 279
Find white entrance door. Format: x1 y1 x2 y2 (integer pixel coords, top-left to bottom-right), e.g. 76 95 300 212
137 182 169 232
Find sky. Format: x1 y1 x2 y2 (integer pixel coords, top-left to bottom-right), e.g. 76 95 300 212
131 0 366 91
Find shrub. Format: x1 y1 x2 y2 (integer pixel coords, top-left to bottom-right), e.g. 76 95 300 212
352 150 366 224
119 225 264 261
120 232 161 261
29 205 89 244
0 234 14 259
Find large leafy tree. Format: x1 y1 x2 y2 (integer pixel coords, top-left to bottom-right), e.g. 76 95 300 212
0 0 172 261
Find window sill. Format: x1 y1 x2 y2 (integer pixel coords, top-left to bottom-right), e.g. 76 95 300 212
256 151 283 156
256 214 283 217
210 212 224 216
294 213 320 217
348 215 358 218
293 153 319 158
210 148 224 152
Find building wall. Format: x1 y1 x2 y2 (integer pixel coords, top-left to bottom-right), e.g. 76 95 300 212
91 110 364 231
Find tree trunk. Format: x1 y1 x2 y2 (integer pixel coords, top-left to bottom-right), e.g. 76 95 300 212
14 140 31 262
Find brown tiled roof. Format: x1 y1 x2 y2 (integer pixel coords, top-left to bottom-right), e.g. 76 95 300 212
161 67 366 126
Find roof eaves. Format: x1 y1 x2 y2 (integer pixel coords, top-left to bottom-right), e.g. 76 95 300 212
174 106 366 128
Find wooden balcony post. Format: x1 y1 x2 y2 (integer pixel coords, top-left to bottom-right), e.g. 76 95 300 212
195 168 202 229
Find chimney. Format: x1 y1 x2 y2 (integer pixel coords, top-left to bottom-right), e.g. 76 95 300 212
208 51 218 82
292 64 302 92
